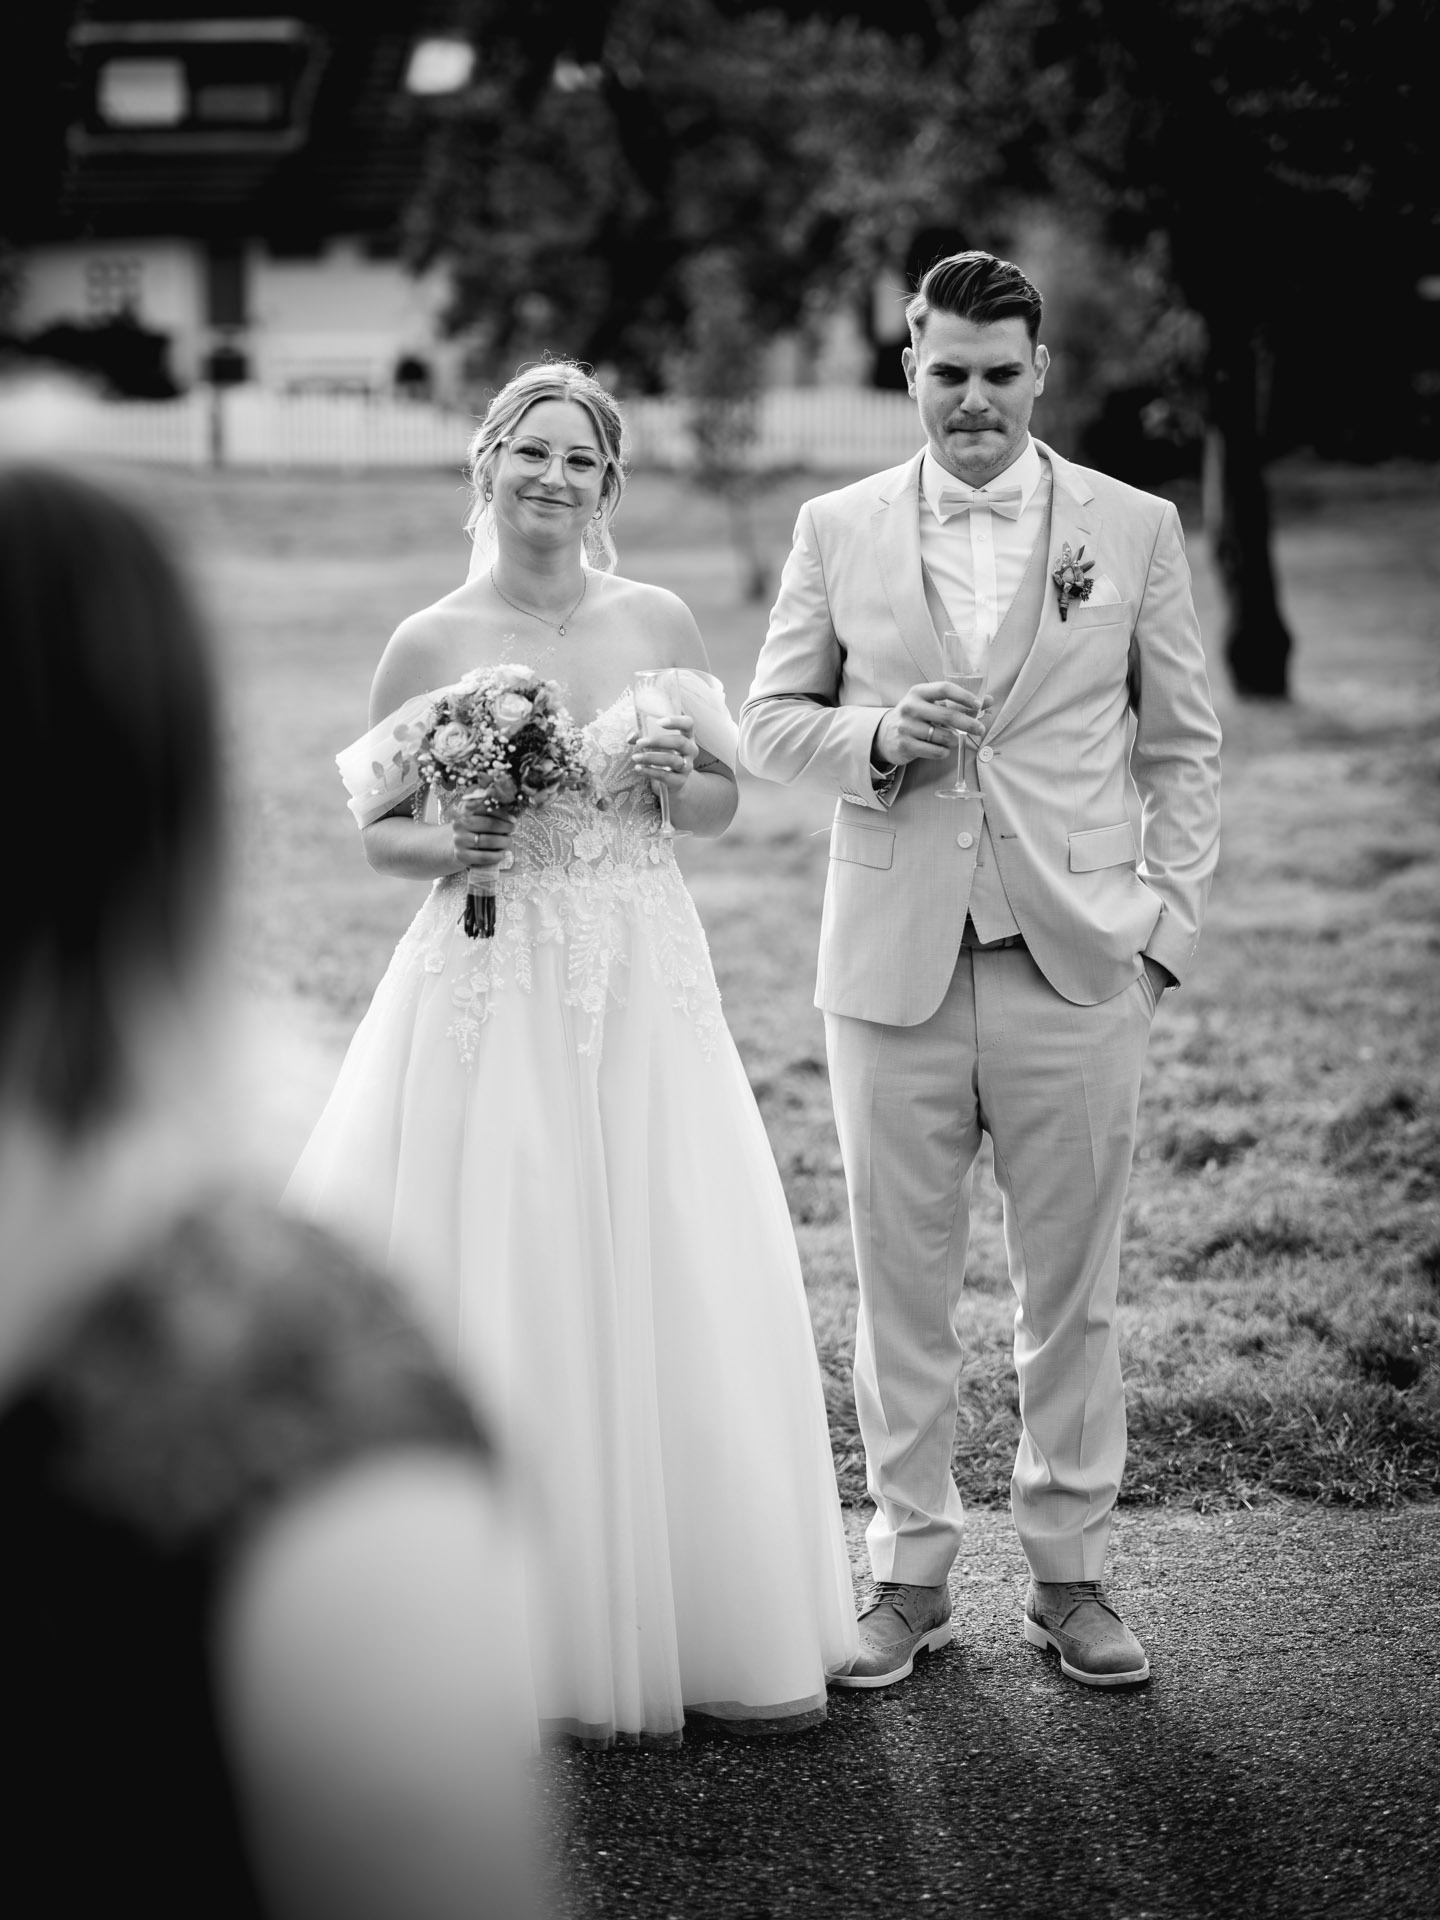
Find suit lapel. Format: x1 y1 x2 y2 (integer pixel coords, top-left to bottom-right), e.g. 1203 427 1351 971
871 453 943 683
987 443 1100 743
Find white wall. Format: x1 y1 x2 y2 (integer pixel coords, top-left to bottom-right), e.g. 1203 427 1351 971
248 240 459 395
760 299 873 389
14 241 207 383
13 237 462 398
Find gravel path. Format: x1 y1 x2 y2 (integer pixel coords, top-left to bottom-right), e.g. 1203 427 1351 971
539 1504 1440 1919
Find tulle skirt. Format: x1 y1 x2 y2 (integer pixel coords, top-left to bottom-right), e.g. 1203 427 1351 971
286 873 858 1743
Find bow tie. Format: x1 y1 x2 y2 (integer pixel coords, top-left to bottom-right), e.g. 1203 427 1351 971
936 484 1024 523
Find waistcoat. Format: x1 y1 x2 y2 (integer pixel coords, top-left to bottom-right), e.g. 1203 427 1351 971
920 478 1054 942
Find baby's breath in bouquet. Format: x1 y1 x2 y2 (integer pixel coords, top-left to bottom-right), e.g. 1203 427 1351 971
405 664 591 938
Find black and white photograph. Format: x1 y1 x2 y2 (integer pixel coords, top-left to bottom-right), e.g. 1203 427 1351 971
2 2 1437 1916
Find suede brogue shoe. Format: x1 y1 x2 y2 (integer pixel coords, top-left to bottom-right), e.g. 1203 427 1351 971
829 1581 952 1690
1023 1580 1150 1688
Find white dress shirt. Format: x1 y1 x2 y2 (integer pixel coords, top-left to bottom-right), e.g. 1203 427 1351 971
919 437 1049 659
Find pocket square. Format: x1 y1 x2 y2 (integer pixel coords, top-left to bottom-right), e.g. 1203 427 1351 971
1084 573 1125 608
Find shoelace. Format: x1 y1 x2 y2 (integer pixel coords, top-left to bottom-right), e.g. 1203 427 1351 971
1050 1579 1123 1625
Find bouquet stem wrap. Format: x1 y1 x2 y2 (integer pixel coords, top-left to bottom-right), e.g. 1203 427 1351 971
464 872 497 939
453 793 501 938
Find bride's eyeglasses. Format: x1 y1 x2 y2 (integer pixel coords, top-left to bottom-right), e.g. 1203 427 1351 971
504 438 608 482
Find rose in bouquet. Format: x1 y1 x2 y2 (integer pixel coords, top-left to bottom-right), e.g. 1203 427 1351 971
403 664 591 938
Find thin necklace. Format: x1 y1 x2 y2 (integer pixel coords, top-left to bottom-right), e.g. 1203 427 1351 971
489 566 588 636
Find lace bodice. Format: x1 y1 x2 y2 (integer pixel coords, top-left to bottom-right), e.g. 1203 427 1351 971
505 688 671 871
384 693 727 1063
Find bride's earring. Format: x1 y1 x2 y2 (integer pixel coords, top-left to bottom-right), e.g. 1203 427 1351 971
483 482 493 502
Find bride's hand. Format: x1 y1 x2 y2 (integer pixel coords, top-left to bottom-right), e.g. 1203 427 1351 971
630 714 696 791
449 806 515 872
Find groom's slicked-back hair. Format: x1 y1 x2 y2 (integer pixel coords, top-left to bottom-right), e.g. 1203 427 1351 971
906 251 1043 347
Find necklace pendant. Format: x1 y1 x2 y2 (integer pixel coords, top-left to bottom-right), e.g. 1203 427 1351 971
558 623 566 636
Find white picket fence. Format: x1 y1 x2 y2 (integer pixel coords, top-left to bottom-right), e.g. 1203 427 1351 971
0 381 923 474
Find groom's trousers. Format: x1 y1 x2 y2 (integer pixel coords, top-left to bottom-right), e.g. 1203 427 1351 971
825 940 1156 1587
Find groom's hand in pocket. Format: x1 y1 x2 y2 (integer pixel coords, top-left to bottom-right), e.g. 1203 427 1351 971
1142 956 1176 1005
874 682 993 770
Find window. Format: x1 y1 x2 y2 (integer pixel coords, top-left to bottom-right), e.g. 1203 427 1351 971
404 39 475 95
85 257 144 318
72 20 323 155
193 83 286 126
96 58 186 127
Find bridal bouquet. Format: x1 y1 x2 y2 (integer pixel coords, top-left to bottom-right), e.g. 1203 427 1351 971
405 664 591 939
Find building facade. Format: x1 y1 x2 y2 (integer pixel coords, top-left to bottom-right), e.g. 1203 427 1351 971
4 3 475 399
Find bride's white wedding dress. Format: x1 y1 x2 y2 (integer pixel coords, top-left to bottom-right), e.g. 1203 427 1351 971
286 670 857 1744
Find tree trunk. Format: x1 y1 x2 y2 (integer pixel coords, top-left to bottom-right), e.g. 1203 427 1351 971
725 488 769 603
1202 322 1292 699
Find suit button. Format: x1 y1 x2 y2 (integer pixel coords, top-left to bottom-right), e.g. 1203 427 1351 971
957 832 974 849
978 745 994 762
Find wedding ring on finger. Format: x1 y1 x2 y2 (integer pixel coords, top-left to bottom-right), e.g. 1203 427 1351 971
926 723 935 744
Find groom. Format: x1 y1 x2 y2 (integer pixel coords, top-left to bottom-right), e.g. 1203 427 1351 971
739 252 1221 1688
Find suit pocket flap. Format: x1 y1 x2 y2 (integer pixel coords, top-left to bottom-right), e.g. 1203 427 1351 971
1069 822 1136 872
831 822 895 870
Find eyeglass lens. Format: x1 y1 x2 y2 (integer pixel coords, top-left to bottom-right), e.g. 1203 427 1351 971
511 440 604 479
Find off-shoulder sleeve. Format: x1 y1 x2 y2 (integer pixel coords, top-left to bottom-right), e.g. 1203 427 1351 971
335 692 433 829
677 670 739 769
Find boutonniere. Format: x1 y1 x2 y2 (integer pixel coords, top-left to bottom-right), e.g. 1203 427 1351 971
1051 542 1095 622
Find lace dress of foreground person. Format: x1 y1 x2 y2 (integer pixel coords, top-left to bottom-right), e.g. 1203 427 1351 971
287 364 858 1747
1 1202 519 1920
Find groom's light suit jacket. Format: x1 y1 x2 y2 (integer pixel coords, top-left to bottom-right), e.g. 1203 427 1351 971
739 441 1222 1022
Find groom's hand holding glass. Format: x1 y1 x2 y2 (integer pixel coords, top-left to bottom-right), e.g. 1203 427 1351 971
872 678 993 771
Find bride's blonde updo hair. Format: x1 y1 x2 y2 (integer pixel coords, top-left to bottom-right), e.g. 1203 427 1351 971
464 359 628 573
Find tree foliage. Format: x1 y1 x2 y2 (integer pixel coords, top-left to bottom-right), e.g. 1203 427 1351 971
410 0 944 386
928 0 1439 695
416 0 1438 692
954 0 1436 450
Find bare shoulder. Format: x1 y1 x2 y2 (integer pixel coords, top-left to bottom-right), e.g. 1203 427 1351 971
600 572 710 670
218 1453 541 1920
369 589 470 724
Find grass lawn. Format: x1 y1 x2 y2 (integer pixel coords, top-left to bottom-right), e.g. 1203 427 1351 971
120 455 1440 1510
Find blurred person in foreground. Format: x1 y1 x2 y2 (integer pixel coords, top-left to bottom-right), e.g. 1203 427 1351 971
742 253 1222 1690
0 463 541 1920
286 360 857 1746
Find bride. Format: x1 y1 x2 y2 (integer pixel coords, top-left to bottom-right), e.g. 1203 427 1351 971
286 361 857 1744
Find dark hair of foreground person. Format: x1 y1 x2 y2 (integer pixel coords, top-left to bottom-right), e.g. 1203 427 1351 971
0 461 221 1132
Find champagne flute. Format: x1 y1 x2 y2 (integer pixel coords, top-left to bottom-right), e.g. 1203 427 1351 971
936 629 987 801
632 667 692 839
